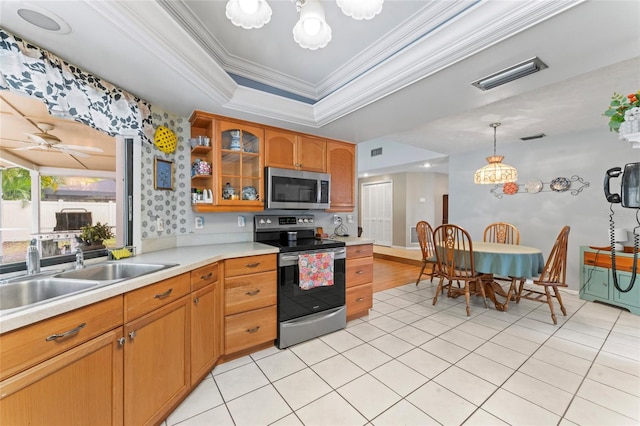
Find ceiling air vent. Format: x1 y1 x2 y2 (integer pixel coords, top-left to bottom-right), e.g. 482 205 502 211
371 147 383 157
471 57 548 91
520 133 546 141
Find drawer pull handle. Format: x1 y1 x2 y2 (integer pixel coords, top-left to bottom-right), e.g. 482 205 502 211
246 326 260 334
356 297 365 302
46 323 87 341
154 288 173 299
201 272 213 280
245 262 260 268
246 289 261 296
356 270 364 274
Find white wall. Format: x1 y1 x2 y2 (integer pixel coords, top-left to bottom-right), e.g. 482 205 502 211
449 127 640 291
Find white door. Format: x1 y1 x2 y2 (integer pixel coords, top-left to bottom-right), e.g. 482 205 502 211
361 181 392 246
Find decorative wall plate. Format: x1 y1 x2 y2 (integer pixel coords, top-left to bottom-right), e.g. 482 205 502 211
550 177 570 192
525 179 543 193
503 182 519 195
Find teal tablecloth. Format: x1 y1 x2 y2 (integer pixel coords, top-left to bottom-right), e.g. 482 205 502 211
471 242 544 278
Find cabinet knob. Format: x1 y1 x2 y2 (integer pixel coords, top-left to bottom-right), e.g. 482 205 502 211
118 337 126 346
194 297 200 305
129 331 137 340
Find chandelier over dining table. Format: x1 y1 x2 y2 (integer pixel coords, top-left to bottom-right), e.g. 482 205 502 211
474 122 518 185
225 0 384 50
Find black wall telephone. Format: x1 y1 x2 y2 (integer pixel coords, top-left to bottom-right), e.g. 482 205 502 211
604 163 640 293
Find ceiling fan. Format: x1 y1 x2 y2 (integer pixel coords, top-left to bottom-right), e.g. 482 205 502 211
14 123 104 158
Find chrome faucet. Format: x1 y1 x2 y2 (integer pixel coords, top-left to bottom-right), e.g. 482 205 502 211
75 248 84 270
26 239 40 275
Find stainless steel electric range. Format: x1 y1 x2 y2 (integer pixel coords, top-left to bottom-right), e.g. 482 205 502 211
255 214 346 349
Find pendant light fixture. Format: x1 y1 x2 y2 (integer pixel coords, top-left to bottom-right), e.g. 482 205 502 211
225 0 272 29
474 122 518 184
293 0 332 50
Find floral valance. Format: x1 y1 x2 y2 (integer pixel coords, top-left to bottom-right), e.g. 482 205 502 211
0 28 153 143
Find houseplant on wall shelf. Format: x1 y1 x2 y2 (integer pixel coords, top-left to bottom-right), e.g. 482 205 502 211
604 90 640 147
76 222 114 250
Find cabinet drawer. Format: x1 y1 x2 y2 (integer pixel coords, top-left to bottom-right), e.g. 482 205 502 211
346 257 373 288
124 273 190 321
584 251 640 272
225 271 277 315
347 244 373 259
0 296 123 381
224 254 276 278
346 283 373 318
225 306 277 354
191 263 218 292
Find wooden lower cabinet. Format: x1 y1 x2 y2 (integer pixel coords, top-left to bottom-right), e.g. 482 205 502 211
223 254 278 356
124 296 190 426
0 327 124 426
346 244 374 320
191 280 221 384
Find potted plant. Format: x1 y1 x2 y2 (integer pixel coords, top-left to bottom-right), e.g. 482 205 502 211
604 91 640 134
76 222 114 249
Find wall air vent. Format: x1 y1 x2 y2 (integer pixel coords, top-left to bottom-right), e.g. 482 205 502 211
520 133 546 141
471 57 548 91
371 147 383 157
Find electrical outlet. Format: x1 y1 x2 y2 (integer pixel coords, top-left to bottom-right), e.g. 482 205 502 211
333 215 341 225
195 216 204 229
157 218 164 232
237 215 245 227
346 214 354 224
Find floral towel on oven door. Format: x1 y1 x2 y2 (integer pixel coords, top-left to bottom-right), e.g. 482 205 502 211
298 252 335 290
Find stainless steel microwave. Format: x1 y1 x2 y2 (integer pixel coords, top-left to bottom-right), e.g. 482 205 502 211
265 167 330 210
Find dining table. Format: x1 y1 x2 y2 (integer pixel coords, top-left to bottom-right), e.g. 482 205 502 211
469 241 545 311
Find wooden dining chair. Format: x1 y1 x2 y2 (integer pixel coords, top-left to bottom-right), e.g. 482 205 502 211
505 226 570 324
432 224 487 316
484 222 520 245
415 221 438 285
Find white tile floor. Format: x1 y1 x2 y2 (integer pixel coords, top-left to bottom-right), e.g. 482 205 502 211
163 281 640 426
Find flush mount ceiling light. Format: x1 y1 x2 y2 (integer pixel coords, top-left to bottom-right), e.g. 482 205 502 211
474 123 518 184
471 57 548 91
226 0 383 50
16 5 71 34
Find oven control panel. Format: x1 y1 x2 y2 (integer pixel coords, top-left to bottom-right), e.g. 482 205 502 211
255 215 315 231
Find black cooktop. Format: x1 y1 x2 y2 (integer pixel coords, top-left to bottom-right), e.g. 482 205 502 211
260 238 345 253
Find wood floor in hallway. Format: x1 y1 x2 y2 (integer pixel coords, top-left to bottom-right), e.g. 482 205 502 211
372 257 424 293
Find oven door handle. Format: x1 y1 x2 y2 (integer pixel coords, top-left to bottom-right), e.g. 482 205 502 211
280 247 346 264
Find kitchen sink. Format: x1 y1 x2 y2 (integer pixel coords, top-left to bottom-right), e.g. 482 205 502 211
54 262 177 281
0 278 99 312
0 262 178 313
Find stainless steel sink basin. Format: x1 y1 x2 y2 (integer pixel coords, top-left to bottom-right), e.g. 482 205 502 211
0 262 178 313
54 262 177 281
0 278 99 312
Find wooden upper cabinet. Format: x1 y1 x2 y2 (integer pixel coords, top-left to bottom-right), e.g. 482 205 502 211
265 130 326 173
326 141 355 212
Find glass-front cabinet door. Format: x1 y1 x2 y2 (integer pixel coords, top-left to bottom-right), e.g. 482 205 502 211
189 111 264 212
217 121 264 211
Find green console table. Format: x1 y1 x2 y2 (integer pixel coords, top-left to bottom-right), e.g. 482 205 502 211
580 246 640 315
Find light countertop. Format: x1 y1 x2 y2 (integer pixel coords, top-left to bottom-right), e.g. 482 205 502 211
1 238 374 333
0 242 277 334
